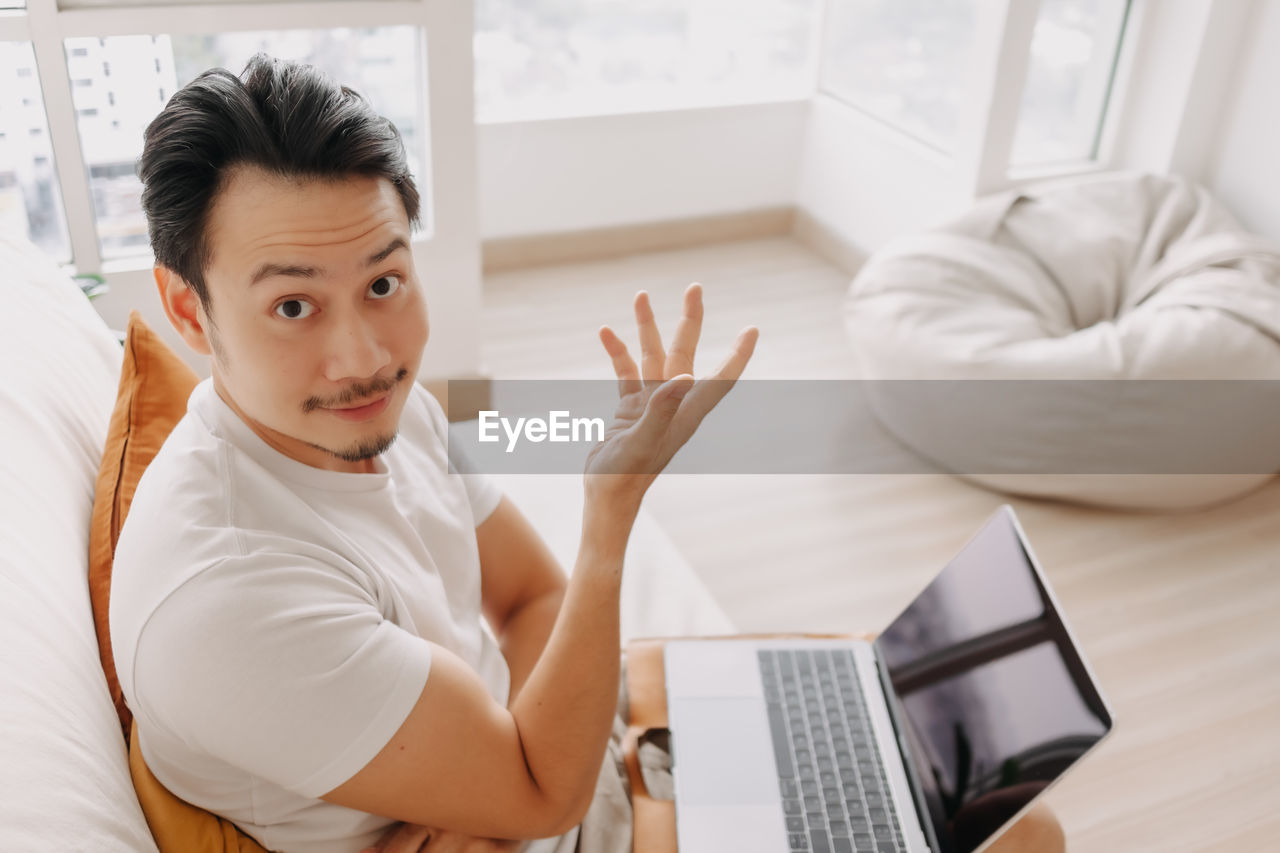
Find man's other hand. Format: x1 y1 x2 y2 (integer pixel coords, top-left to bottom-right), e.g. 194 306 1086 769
361 821 524 853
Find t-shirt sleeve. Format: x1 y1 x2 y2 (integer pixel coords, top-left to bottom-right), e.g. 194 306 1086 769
131 555 432 800
416 383 503 526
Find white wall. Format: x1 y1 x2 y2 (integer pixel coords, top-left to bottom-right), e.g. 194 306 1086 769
476 101 809 239
794 95 971 257
1203 0 1280 240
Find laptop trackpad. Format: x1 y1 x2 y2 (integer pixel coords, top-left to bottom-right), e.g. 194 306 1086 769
669 697 780 805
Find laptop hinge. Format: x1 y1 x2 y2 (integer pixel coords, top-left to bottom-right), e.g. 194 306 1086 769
873 645 943 853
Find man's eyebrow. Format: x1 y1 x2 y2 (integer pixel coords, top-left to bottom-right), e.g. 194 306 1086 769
249 261 320 286
366 237 409 267
248 237 409 287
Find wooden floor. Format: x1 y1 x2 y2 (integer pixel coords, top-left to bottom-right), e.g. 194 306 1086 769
480 236 1280 853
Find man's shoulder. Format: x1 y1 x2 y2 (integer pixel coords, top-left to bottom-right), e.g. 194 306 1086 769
119 412 232 541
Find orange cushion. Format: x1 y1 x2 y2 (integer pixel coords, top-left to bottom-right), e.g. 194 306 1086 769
89 311 199 740
88 311 268 853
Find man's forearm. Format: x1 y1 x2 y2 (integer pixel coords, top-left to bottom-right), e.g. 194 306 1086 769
506 499 635 828
499 587 565 706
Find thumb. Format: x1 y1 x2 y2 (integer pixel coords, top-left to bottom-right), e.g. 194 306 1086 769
633 375 693 441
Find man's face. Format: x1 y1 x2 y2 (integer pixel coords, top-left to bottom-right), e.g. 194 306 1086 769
196 166 429 473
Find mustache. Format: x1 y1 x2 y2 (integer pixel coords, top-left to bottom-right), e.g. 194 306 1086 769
303 367 408 413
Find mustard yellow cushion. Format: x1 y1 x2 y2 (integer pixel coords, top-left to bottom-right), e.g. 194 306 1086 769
88 311 268 853
89 311 199 739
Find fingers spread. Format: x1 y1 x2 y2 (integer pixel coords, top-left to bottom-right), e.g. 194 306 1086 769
633 291 667 384
665 283 704 379
598 326 642 397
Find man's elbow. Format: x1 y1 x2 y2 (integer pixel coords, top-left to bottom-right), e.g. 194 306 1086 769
540 786 596 839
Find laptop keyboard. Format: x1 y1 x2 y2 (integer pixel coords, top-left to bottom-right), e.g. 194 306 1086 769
759 649 907 853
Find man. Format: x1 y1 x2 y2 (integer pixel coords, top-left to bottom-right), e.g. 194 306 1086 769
112 54 1064 853
109 53 755 853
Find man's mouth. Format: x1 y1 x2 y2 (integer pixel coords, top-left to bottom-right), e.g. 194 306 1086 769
334 395 386 410
325 393 391 421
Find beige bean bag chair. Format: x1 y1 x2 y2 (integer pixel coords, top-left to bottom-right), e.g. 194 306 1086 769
844 171 1280 510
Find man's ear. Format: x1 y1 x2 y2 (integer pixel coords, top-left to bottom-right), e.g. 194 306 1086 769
154 266 212 357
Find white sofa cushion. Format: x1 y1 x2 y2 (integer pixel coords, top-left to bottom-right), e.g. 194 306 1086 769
0 236 158 851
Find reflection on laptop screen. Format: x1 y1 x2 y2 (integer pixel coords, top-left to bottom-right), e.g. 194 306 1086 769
873 509 1111 853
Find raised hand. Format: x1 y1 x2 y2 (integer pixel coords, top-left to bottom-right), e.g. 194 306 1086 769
585 283 757 512
360 822 522 853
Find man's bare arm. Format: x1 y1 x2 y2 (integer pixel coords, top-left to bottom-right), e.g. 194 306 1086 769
475 497 569 705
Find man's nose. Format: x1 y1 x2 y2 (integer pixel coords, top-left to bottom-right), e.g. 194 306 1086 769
324 312 391 383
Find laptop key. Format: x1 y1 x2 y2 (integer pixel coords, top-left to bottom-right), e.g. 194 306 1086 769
833 839 853 853
809 829 832 853
853 832 873 848
781 779 799 798
788 832 808 850
784 798 802 815
786 816 805 832
766 708 794 778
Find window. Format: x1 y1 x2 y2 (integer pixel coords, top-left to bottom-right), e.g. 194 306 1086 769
820 0 979 152
1009 0 1131 167
474 0 820 122
66 27 427 261
0 42 72 262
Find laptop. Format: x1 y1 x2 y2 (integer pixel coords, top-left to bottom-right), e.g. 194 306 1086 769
664 505 1113 853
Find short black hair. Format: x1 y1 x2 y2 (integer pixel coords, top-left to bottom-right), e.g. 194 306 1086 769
139 53 420 318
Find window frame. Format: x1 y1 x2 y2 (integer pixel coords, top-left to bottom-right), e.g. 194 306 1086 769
7 0 485 380
3 0 1252 274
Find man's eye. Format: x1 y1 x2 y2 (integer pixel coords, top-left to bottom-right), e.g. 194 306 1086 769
370 275 402 299
274 299 315 320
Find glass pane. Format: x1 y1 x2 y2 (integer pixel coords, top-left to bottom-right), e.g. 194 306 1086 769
819 0 979 153
65 28 426 261
474 0 820 121
0 41 72 263
1010 0 1131 167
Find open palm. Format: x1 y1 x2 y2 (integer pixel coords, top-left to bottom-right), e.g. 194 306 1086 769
584 283 757 506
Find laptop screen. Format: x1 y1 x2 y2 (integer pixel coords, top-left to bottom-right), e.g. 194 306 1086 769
873 508 1111 853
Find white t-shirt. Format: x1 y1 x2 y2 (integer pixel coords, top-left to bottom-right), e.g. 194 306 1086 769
110 378 572 853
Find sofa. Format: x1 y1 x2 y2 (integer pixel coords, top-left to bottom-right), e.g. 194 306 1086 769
0 234 733 851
